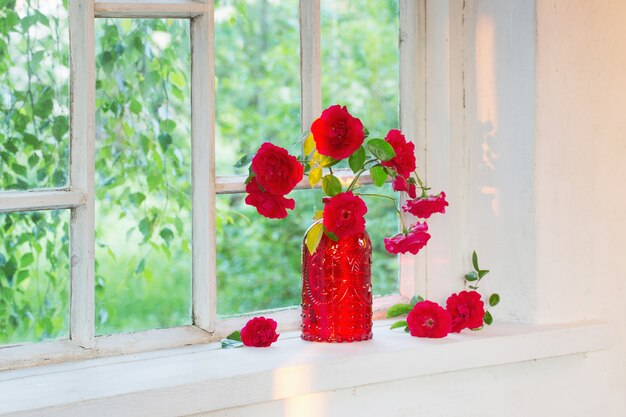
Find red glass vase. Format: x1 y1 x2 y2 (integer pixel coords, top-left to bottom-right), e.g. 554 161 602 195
301 222 373 342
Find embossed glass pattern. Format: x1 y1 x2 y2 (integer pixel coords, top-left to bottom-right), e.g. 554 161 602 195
301 222 373 342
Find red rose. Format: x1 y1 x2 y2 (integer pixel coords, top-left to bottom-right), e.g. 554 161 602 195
245 179 295 219
251 142 304 196
392 176 417 199
381 129 416 178
311 105 365 160
241 316 280 347
322 191 367 239
384 222 431 255
446 291 485 333
402 192 449 219
406 300 452 338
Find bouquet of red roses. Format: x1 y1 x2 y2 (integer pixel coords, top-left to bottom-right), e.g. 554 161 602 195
239 104 448 255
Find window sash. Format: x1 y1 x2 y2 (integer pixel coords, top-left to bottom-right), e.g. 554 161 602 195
0 0 421 369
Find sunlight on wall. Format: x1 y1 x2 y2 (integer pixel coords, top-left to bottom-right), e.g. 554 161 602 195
475 13 499 216
475 14 497 129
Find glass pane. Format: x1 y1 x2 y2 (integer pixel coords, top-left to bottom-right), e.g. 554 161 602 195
94 19 192 335
216 184 398 317
0 1 70 190
321 0 399 135
0 210 70 345
214 0 301 176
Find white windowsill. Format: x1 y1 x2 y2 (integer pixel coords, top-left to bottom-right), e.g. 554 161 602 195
0 320 610 417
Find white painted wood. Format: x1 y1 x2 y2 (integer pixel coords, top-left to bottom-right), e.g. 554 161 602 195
0 321 610 417
68 0 96 349
0 191 85 213
94 0 207 18
0 326 212 372
190 8 216 332
399 0 426 299
216 170 375 194
0 294 404 372
299 0 321 131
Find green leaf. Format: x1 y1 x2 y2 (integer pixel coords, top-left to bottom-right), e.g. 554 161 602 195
390 320 408 330
305 222 324 254
366 138 396 162
409 295 424 307
472 251 480 272
170 72 186 89
158 133 172 151
464 271 479 282
322 174 342 197
234 153 253 168
226 330 242 341
489 293 500 307
324 230 338 241
160 228 174 244
129 99 142 115
363 127 370 139
484 310 493 325
16 270 29 285
478 269 490 279
369 165 388 186
221 330 244 348
348 146 366 173
386 303 412 318
20 253 34 268
129 192 146 207
138 217 154 240
135 258 145 274
52 116 69 141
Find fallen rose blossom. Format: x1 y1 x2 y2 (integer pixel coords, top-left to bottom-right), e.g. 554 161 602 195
241 316 280 347
446 290 485 333
406 300 452 338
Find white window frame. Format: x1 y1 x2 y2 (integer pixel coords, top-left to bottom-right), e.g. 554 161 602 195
0 0 424 371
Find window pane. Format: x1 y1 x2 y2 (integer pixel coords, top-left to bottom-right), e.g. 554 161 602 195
321 0 399 134
0 1 70 190
215 0 301 176
0 210 70 345
216 184 398 317
94 19 192 335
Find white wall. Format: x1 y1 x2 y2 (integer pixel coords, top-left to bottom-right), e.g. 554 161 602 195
197 1 626 415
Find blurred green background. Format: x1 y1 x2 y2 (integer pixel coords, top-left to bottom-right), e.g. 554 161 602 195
0 0 399 344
